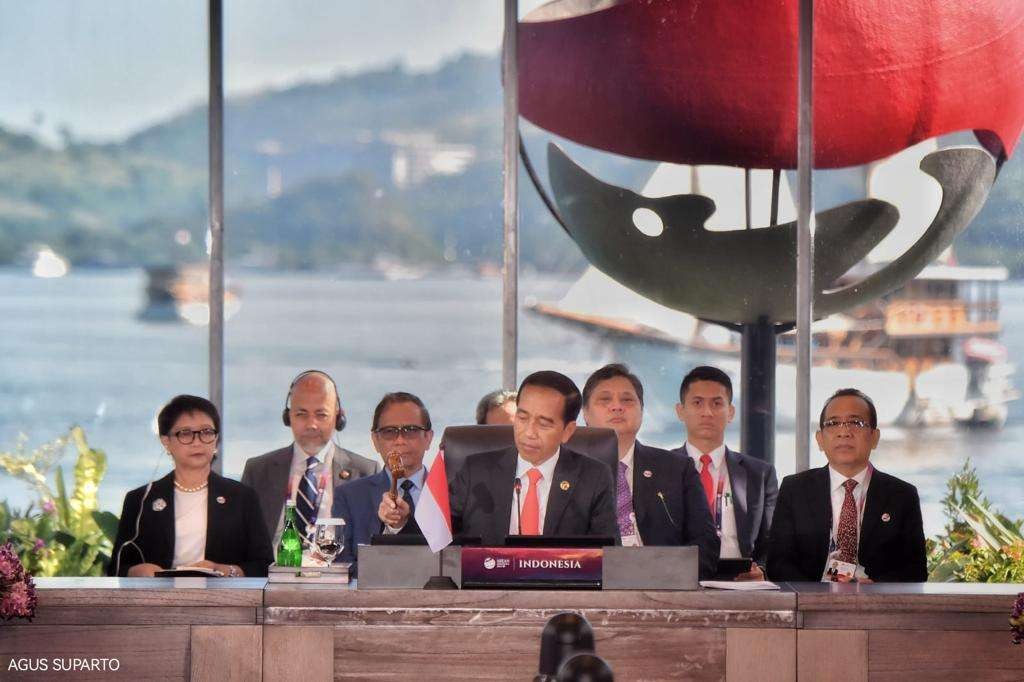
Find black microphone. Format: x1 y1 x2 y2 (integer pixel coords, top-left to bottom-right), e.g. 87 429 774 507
536 612 595 681
656 491 678 529
557 653 614 681
514 477 523 534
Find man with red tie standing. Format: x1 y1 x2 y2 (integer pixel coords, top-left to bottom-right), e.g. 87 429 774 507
673 366 778 580
449 371 618 546
768 388 927 582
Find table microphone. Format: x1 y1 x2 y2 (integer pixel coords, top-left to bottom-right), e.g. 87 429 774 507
514 477 523 534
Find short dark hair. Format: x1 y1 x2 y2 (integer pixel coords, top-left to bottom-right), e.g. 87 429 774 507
372 392 432 431
475 389 517 425
819 388 878 430
582 363 644 407
680 366 733 403
517 370 582 424
157 395 221 438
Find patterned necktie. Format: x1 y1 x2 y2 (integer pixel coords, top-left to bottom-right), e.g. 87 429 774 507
699 454 716 512
295 455 319 538
616 461 637 538
520 467 543 535
836 479 859 563
398 479 421 535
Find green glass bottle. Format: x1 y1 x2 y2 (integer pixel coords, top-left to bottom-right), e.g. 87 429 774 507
277 501 303 568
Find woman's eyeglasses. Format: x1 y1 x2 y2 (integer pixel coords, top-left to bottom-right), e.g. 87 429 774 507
172 428 219 444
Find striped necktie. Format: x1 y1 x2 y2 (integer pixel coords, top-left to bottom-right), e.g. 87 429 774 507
295 455 320 538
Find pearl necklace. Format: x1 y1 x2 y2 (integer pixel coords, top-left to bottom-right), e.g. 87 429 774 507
174 479 209 493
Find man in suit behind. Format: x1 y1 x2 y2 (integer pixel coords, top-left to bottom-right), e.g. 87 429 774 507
332 392 434 575
450 370 618 546
767 388 927 582
672 366 778 580
581 363 719 579
242 370 379 549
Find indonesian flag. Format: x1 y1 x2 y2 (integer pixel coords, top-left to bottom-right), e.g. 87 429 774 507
414 449 453 552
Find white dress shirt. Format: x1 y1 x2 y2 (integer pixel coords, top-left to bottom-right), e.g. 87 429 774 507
172 487 208 567
686 441 742 559
828 464 872 541
509 449 561 535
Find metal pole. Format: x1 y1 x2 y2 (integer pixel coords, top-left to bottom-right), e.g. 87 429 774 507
501 0 520 391
795 0 815 473
740 168 775 463
208 0 225 473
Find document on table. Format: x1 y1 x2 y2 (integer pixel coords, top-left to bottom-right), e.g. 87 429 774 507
699 580 780 590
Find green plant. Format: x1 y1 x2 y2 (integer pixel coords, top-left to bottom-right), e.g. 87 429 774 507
927 461 1024 582
0 427 119 576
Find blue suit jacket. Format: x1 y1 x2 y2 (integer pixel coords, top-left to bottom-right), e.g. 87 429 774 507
673 445 779 566
332 469 392 576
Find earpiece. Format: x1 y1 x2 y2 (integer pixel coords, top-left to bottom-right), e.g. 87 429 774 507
282 369 346 432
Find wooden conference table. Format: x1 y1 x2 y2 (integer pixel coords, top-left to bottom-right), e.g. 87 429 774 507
2 579 1022 680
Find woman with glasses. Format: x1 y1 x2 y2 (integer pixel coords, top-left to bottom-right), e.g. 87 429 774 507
108 395 273 577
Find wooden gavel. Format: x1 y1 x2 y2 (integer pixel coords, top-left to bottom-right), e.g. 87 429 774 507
386 451 406 502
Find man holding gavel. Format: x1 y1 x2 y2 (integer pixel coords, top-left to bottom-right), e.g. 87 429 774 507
332 392 434 573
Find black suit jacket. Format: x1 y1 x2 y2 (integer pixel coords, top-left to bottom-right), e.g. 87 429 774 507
108 472 273 577
767 465 927 582
673 445 779 566
632 442 720 579
450 446 618 546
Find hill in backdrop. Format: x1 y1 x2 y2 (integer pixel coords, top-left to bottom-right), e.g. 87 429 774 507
0 51 1021 275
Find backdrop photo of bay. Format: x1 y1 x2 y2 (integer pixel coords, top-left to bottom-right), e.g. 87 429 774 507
1 267 1022 539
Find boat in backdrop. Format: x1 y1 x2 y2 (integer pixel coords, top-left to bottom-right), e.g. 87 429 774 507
138 264 242 326
529 139 1018 427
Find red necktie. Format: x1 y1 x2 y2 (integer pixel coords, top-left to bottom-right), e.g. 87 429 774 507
837 479 859 563
699 454 716 511
520 467 543 535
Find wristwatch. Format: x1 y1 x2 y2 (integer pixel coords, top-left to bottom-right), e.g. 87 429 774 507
227 566 239 577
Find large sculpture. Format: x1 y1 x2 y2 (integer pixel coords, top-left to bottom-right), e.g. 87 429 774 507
516 0 1024 459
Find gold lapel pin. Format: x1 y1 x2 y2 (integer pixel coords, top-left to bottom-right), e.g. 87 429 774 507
560 480 571 491
216 496 226 505
642 469 653 478
339 469 351 480
881 512 891 522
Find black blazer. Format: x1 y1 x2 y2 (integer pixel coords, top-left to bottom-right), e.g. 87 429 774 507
632 442 720 580
766 465 927 582
450 446 618 546
673 445 779 566
108 472 273 577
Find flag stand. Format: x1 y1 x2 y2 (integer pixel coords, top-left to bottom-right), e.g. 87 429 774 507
423 551 457 590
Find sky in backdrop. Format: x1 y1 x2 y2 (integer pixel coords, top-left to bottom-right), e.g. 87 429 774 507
0 1 547 145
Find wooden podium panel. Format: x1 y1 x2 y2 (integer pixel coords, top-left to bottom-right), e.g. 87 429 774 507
3 578 1023 680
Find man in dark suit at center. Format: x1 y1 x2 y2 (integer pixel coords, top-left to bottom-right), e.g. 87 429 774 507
672 366 779 580
767 388 927 582
581 363 719 579
450 370 618 545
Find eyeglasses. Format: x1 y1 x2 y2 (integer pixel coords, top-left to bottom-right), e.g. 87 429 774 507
374 425 429 440
172 428 219 444
821 418 871 433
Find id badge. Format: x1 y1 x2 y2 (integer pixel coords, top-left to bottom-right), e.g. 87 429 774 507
822 551 857 582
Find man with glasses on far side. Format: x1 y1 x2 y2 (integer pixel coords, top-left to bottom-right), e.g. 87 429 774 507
767 388 927 583
332 392 434 575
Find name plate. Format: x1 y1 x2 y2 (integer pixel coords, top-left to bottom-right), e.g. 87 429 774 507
461 546 603 589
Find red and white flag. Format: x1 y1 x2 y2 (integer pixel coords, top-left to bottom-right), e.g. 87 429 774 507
415 449 453 552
